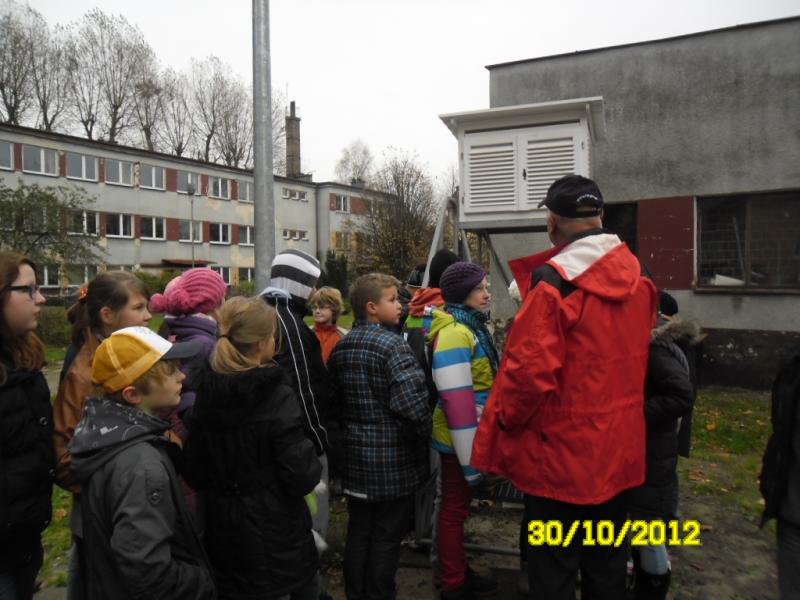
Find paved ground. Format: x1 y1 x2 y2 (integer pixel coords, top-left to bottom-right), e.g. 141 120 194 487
43 361 61 394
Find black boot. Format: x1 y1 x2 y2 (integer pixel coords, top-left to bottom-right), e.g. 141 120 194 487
634 569 671 600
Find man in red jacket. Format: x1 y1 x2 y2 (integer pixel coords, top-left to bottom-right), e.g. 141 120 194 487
472 175 657 600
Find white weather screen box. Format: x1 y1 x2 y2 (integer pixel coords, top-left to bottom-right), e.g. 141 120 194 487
440 98 604 229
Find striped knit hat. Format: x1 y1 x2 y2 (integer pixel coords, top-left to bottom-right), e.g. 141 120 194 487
270 250 321 303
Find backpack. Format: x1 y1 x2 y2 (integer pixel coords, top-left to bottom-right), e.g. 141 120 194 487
759 352 800 526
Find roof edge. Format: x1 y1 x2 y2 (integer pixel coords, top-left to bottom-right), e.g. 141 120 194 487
485 15 800 70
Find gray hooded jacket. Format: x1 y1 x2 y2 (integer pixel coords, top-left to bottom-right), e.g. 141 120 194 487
69 397 215 600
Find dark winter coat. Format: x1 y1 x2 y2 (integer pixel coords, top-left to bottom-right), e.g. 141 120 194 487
70 397 215 600
328 321 432 501
0 362 54 564
670 320 704 457
627 318 696 519
760 352 800 527
261 288 335 458
183 363 322 599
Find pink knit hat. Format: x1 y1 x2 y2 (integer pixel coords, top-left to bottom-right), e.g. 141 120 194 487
149 268 227 316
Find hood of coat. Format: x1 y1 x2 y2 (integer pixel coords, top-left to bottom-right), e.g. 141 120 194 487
165 314 218 355
408 288 445 317
69 396 171 481
192 362 287 430
509 233 643 302
652 316 704 346
261 286 310 316
427 308 456 343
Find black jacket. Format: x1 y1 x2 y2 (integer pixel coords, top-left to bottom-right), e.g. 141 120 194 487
261 288 335 458
0 362 53 563
70 397 215 600
184 363 322 599
760 352 800 527
627 319 695 519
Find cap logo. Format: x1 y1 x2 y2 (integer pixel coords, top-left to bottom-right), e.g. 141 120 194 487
576 193 601 204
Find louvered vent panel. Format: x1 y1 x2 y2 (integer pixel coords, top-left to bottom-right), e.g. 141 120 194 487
524 137 576 207
465 141 517 213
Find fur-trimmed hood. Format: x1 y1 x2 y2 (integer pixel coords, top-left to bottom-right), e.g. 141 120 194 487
651 316 704 346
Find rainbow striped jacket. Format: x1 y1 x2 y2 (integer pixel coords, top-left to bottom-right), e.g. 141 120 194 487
428 308 495 485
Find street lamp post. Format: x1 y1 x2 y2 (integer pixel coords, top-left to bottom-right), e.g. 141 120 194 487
187 183 196 268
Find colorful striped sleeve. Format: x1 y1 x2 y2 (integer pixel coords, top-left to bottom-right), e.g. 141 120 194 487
432 324 481 484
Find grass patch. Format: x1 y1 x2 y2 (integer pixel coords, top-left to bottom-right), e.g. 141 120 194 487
678 386 771 519
40 486 72 588
45 346 66 364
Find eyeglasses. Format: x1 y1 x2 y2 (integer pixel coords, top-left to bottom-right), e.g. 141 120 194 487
8 284 41 299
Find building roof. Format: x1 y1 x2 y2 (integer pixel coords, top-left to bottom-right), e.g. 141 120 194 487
485 15 800 70
0 122 385 195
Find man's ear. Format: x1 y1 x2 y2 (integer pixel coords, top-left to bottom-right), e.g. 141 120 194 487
121 385 142 405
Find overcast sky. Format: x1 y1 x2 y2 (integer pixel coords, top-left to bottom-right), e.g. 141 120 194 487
29 0 799 186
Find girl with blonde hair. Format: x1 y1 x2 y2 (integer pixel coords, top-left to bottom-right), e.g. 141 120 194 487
184 296 323 599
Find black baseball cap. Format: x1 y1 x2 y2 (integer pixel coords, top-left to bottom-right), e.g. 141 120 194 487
538 175 604 218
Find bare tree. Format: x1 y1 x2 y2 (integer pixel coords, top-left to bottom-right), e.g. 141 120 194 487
349 149 437 277
64 25 101 139
0 2 34 125
191 56 229 162
72 10 153 143
132 55 164 151
27 16 70 132
335 139 373 184
271 90 287 175
158 68 195 157
215 79 251 168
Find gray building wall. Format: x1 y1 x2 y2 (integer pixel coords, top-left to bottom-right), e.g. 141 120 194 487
488 18 800 203
482 18 800 387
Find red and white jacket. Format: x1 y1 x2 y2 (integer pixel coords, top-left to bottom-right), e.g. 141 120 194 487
471 232 657 505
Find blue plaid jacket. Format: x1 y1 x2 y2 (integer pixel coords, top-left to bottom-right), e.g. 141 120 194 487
328 321 431 501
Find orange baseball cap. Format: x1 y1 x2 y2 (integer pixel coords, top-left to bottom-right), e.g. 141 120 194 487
91 326 201 393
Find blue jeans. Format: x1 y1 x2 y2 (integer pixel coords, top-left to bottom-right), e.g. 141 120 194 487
0 538 43 600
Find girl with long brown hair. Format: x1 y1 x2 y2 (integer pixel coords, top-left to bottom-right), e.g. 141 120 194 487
0 252 53 600
52 270 151 599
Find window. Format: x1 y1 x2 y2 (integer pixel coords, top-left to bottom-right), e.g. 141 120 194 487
141 217 166 240
68 210 99 236
107 264 135 272
179 220 203 243
211 266 231 284
210 177 230 199
301 230 308 241
282 228 290 240
177 171 202 194
334 231 351 250
105 159 133 186
334 194 349 212
37 264 60 288
66 152 97 181
22 145 58 176
698 192 800 289
238 267 254 282
140 163 165 190
66 264 99 286
106 213 133 238
239 225 254 246
238 181 253 202
210 223 231 244
0 140 13 170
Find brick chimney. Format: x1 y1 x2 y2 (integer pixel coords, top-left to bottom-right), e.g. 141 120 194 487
286 101 301 178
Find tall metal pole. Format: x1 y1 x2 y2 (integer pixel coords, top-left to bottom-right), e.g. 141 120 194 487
252 0 275 292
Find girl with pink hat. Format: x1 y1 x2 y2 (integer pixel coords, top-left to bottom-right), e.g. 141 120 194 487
149 268 228 442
